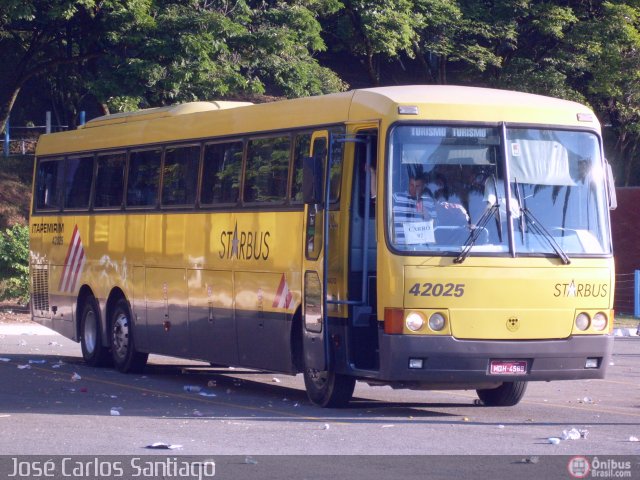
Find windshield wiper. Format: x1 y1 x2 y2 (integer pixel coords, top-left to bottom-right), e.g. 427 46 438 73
455 175 503 264
514 178 526 244
514 181 571 265
454 202 498 264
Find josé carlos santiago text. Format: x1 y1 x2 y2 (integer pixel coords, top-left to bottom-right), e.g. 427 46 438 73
9 457 216 478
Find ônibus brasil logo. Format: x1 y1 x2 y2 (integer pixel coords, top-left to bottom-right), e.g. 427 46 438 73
568 456 591 478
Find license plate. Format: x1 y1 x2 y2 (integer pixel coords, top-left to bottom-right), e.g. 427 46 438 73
489 360 528 375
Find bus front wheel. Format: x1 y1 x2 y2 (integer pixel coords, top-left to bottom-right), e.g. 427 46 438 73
476 381 528 406
303 367 355 408
80 296 111 367
110 298 148 373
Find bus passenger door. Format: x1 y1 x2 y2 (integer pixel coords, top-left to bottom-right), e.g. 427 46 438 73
347 129 379 370
301 131 329 370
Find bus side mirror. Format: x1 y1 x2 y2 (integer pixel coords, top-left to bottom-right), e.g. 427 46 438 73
303 156 323 204
606 161 617 210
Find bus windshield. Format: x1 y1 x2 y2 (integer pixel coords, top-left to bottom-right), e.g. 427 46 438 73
388 125 610 256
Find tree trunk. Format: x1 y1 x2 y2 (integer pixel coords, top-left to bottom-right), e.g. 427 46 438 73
438 55 447 85
98 102 110 116
0 48 100 135
366 50 379 86
0 87 22 136
412 42 436 83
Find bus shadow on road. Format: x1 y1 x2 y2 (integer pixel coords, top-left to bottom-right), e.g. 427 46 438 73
0 353 468 420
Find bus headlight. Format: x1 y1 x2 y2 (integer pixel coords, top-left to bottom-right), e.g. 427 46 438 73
405 312 425 332
575 312 590 331
591 312 608 331
428 313 446 332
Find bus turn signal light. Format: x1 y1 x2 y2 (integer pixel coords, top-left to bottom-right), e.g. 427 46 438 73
384 308 404 334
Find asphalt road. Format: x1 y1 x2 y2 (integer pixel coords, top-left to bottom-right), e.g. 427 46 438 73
0 320 638 479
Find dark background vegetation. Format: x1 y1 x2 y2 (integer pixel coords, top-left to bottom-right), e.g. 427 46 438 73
4 0 640 186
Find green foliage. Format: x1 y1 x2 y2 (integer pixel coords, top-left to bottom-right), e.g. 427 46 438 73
0 225 30 304
7 0 640 184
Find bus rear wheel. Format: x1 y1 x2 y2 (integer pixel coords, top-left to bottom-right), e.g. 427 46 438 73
476 381 527 406
110 298 148 373
303 367 355 408
80 296 111 367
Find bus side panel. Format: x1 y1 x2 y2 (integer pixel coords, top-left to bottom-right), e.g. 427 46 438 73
88 214 127 299
145 267 189 357
235 271 294 372
231 210 302 373
127 214 148 350
46 215 78 341
131 265 147 351
187 269 238 365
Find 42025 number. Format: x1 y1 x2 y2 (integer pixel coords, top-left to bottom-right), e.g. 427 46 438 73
408 282 465 297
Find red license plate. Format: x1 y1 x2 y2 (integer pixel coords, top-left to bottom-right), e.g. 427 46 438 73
489 360 528 375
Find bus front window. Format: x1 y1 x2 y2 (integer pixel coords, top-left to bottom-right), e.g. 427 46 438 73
507 128 610 255
388 125 611 257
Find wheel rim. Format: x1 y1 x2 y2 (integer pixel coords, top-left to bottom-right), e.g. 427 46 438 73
307 368 328 390
112 312 130 361
83 310 97 354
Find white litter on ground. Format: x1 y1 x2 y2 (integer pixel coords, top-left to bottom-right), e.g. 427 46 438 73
145 442 183 450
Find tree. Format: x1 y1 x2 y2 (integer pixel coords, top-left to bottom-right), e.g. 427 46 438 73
0 225 29 304
239 0 346 96
411 0 505 84
322 0 422 85
571 2 640 186
0 0 346 130
0 0 154 133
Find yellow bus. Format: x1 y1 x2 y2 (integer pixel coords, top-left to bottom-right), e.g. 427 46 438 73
30 86 616 407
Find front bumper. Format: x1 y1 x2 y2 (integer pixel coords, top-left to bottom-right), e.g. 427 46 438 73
376 333 613 386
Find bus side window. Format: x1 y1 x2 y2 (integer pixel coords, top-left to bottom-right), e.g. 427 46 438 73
201 141 243 205
94 152 126 209
64 155 94 210
127 149 161 208
328 130 343 203
291 133 312 203
35 159 63 211
355 134 377 218
162 145 200 207
245 136 290 204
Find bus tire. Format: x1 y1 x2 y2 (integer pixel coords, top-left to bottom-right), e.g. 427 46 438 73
476 381 527 407
80 296 111 367
303 366 355 408
110 298 148 373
